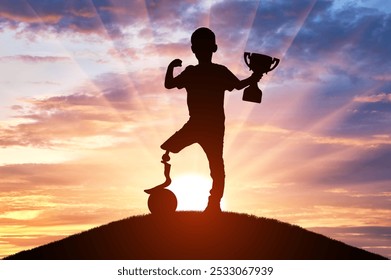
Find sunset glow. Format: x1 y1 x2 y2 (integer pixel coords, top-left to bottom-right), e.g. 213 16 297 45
168 174 212 211
1 0 391 259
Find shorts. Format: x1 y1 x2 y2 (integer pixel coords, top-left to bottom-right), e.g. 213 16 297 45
160 120 224 154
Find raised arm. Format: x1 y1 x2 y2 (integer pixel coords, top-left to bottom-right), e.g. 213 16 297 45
164 59 182 89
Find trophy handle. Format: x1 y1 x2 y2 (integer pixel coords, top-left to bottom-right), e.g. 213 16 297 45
269 57 280 72
244 52 251 69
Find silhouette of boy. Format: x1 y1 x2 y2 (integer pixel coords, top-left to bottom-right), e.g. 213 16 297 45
162 27 262 213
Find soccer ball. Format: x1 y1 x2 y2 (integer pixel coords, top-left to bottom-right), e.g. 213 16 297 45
147 189 177 214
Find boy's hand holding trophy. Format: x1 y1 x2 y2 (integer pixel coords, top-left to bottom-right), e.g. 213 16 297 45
242 52 280 103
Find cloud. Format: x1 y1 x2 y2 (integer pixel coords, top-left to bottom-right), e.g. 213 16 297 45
313 144 391 185
0 161 133 191
0 70 180 149
247 0 323 56
0 55 71 63
309 226 391 258
0 73 142 147
354 93 391 103
208 0 259 47
0 161 144 258
232 0 391 142
144 0 208 37
0 0 148 38
235 123 391 149
0 0 63 24
225 120 391 208
294 2 390 78
240 0 391 86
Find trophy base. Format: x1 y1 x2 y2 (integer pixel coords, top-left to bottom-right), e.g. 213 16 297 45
242 85 262 103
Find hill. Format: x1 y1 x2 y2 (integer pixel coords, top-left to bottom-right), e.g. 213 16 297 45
5 211 387 260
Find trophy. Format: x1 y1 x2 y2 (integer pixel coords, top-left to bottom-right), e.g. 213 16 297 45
243 52 280 103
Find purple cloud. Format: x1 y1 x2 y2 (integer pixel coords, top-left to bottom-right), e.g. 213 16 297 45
0 55 71 63
0 0 146 38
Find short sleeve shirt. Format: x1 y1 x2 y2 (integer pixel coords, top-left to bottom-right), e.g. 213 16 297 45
174 63 239 122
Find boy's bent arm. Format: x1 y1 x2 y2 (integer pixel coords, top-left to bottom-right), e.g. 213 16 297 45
165 59 182 89
235 72 263 90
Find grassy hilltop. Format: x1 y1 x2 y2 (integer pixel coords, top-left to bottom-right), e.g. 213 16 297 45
5 211 387 260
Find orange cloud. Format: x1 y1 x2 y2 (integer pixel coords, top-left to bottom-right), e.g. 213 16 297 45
0 11 61 24
353 93 391 103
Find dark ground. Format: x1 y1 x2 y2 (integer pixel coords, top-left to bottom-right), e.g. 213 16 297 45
5 211 387 260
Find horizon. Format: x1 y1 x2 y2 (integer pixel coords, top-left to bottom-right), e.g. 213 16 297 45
1 0 391 259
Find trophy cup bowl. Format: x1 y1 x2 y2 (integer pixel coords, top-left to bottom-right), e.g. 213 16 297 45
243 52 280 103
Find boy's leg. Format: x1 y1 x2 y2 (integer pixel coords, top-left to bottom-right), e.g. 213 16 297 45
161 121 195 153
200 132 225 212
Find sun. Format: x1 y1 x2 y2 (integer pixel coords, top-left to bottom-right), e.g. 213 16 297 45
167 174 213 211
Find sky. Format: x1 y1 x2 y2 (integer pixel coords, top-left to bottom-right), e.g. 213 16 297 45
0 0 390 259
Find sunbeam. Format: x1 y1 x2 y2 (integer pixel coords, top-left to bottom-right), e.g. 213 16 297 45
225 0 318 153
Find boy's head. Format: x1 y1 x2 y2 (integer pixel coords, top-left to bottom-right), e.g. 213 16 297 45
191 27 217 60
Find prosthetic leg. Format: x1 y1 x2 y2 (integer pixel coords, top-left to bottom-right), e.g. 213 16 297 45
144 151 172 194
144 151 177 214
